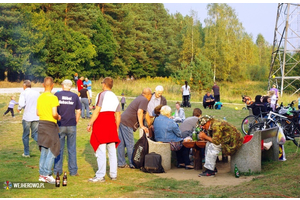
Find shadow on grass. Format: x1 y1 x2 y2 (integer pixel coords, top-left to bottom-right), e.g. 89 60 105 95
82 141 98 173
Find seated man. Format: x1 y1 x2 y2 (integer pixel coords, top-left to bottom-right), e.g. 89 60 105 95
203 92 215 109
198 115 244 177
171 102 185 123
153 105 193 169
179 108 202 138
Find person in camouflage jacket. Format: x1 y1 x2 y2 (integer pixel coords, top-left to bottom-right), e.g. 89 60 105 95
198 115 244 177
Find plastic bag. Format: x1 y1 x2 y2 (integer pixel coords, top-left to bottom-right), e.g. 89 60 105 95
277 125 286 145
279 144 286 161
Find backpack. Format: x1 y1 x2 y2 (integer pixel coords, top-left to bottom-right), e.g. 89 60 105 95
132 131 149 169
141 152 165 173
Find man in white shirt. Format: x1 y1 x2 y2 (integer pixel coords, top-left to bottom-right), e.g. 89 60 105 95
147 85 167 118
18 80 40 157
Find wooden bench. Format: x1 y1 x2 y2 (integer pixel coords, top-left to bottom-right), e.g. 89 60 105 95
230 127 279 173
139 129 171 171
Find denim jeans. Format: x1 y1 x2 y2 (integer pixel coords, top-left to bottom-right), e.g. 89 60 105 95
117 123 134 167
81 98 90 118
95 143 117 178
54 126 78 175
22 120 38 156
39 146 55 176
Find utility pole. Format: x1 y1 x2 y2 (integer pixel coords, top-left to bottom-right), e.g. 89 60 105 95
269 3 300 97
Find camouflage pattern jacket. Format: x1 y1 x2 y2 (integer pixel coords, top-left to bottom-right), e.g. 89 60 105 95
207 119 244 156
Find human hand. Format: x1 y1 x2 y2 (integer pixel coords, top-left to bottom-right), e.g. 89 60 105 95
142 126 149 134
87 125 92 132
199 131 207 141
58 115 61 121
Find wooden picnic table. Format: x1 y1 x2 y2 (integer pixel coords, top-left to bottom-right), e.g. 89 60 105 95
182 141 207 170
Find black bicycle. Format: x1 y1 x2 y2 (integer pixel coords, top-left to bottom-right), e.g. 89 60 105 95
248 110 300 147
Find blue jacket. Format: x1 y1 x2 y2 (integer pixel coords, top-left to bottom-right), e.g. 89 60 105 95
153 115 183 142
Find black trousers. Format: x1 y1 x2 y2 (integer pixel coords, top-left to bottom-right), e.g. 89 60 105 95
214 95 220 102
175 146 191 165
4 108 14 117
183 95 189 107
203 101 215 109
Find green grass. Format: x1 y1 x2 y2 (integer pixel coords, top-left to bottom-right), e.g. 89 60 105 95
0 83 300 198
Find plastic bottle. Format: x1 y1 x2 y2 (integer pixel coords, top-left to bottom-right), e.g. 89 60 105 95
223 117 226 121
234 164 240 178
192 130 197 141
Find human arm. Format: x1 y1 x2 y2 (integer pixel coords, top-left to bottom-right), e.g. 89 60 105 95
52 107 61 121
115 111 121 132
145 112 152 126
18 93 25 111
87 90 91 104
75 109 81 124
87 106 101 132
138 108 149 133
199 131 212 142
171 121 182 138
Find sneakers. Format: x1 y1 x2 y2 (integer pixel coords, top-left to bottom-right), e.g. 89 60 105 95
214 167 218 174
39 175 55 184
198 169 215 177
38 175 47 182
88 176 105 183
110 177 117 181
129 164 135 169
22 153 30 158
45 175 55 184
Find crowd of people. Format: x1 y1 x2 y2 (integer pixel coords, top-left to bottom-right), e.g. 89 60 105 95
5 77 248 184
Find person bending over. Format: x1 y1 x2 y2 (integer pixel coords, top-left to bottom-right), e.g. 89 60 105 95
198 115 244 177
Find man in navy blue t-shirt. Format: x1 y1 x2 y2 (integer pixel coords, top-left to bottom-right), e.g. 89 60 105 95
54 79 81 176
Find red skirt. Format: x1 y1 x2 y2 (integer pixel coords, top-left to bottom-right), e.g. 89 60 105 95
90 112 120 152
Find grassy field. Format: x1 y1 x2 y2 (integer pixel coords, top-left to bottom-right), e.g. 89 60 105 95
0 79 300 198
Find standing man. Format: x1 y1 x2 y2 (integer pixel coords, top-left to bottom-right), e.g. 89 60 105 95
37 77 61 184
117 88 152 168
77 76 84 92
198 115 244 177
53 79 81 176
87 77 121 182
18 80 40 158
147 85 167 118
211 82 220 102
83 77 92 98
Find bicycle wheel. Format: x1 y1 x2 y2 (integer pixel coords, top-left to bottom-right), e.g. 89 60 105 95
291 126 300 147
241 115 262 135
275 118 294 138
247 122 268 135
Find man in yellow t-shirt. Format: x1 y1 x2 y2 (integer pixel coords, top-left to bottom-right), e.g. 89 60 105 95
37 77 61 184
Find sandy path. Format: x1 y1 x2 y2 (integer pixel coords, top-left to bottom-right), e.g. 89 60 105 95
156 160 253 187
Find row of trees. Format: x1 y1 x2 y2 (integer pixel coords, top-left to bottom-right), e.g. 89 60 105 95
0 3 273 90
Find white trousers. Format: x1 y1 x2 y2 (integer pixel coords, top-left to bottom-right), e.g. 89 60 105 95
95 143 117 178
203 142 221 171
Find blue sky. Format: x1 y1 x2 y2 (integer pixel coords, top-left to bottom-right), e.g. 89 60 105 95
163 3 278 44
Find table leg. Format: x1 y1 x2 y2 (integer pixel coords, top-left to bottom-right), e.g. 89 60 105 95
193 147 202 170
